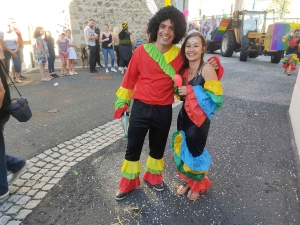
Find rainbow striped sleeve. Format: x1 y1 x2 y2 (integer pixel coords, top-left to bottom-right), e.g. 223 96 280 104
114 86 133 119
193 80 223 119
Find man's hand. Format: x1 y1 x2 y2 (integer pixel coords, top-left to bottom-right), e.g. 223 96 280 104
207 57 219 70
178 86 187 96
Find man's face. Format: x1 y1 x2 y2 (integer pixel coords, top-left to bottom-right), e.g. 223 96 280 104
89 21 95 28
8 20 15 29
156 19 175 48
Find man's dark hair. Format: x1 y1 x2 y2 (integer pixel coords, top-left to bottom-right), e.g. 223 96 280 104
147 6 186 44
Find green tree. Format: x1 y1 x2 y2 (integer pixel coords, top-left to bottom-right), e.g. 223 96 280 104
267 0 291 19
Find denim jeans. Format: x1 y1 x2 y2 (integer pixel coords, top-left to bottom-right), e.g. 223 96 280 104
3 50 21 73
47 49 56 73
102 48 115 68
88 45 96 72
0 117 25 195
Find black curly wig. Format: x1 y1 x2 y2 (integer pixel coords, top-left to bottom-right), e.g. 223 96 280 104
147 6 187 44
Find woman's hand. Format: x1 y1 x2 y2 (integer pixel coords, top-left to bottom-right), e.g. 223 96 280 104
178 86 187 96
207 58 219 69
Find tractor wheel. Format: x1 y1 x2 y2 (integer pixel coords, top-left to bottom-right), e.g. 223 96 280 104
239 36 250 62
271 52 282 64
221 32 236 57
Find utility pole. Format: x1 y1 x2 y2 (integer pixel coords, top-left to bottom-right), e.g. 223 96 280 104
252 0 256 10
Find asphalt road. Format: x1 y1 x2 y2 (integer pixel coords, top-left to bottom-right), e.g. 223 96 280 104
5 52 300 224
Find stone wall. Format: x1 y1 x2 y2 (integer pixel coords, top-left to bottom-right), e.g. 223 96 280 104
68 0 189 48
68 0 165 47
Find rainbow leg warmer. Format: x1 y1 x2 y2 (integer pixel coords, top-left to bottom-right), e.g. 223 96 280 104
118 159 141 193
143 155 164 185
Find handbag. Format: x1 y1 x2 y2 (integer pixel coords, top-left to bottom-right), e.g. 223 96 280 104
0 60 32 122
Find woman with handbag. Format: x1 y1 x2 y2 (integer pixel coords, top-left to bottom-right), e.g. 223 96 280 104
0 59 30 200
34 27 52 81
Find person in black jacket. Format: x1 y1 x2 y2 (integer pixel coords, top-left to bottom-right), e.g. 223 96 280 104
0 60 30 199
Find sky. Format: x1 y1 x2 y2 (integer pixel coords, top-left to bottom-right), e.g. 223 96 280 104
188 0 299 20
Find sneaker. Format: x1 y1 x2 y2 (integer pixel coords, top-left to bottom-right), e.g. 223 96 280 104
0 191 9 200
19 75 26 79
106 69 109 73
15 79 22 83
115 191 129 201
144 180 165 192
7 161 31 185
118 67 122 71
111 68 117 72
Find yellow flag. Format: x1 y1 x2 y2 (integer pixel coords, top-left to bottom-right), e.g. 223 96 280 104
165 0 171 6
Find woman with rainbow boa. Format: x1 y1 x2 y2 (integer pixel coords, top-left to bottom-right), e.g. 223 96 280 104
170 32 223 201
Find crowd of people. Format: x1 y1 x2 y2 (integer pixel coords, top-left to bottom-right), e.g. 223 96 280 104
187 15 221 40
83 19 138 75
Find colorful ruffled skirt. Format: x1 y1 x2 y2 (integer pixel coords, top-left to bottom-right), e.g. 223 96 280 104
170 130 212 193
282 54 299 72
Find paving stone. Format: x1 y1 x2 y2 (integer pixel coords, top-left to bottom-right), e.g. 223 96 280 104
57 144 66 148
59 148 69 154
75 136 83 140
66 157 75 162
88 146 96 150
26 189 38 197
51 147 59 151
57 161 68 167
13 179 26 187
0 215 11 224
20 173 33 180
35 161 46 168
60 166 70 173
51 159 61 165
59 155 68 161
7 195 22 203
64 141 72 145
83 153 92 157
36 153 47 159
42 184 54 191
40 177 51 183
8 186 19 194
28 166 40 173
43 157 54 163
73 143 82 147
54 172 66 178
66 152 75 157
73 153 83 157
16 196 31 205
51 152 61 159
38 168 50 175
15 209 33 220
32 182 46 189
33 191 47 199
79 145 88 150
51 166 61 171
44 164 54 169
93 128 101 132
44 149 53 155
81 134 90 138
67 162 77 167
31 174 43 181
75 157 86 162
16 187 30 195
0 202 13 211
6 206 21 214
72 149 81 153
48 178 61 184
81 149 89 153
24 200 40 209
90 149 99 154
6 220 22 225
90 135 98 139
70 138 78 143
80 139 88 144
45 171 57 177
66 145 75 150
24 180 37 187
29 157 39 163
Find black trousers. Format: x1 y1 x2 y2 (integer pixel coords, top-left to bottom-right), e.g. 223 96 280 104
125 100 172 161
88 45 96 72
95 43 101 66
177 106 210 157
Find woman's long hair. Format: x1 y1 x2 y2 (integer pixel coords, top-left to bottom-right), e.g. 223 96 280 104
181 32 207 70
34 27 43 38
